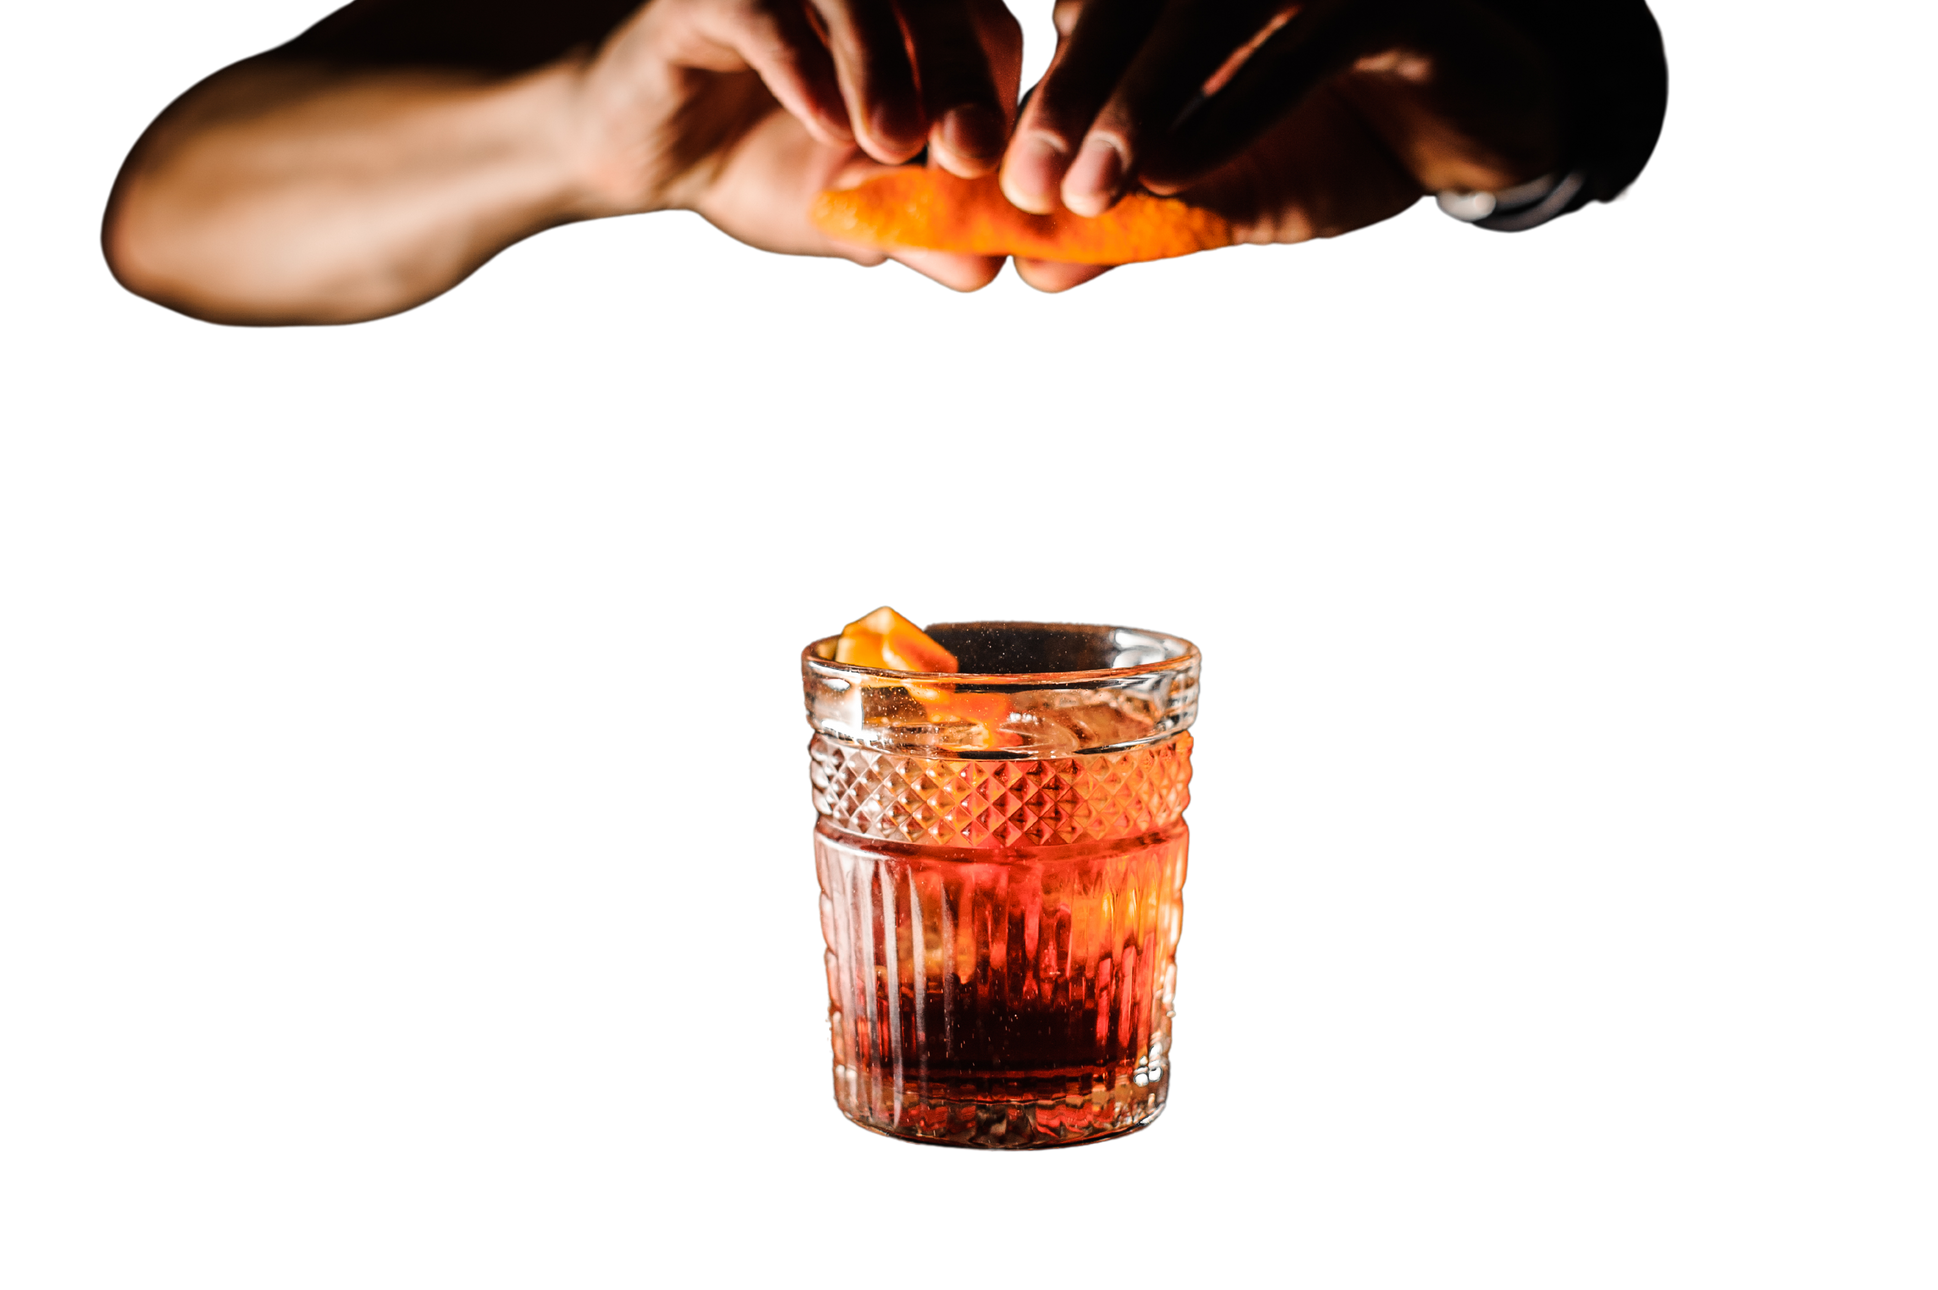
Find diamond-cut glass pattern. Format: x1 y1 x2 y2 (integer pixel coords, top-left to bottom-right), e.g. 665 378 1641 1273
810 732 1192 847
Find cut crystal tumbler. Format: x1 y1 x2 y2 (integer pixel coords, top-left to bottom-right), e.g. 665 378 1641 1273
802 622 1200 1147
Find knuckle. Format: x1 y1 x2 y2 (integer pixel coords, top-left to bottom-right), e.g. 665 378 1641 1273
915 53 988 91
860 54 905 82
1029 84 1102 139
1022 117 1081 154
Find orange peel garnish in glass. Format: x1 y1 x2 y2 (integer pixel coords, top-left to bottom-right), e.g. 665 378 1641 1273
835 607 1019 748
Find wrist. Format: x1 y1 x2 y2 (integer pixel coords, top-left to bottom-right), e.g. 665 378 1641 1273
559 48 698 218
543 56 655 219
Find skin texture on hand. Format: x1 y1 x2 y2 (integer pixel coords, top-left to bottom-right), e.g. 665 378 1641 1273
1000 0 1568 292
103 0 1022 321
804 0 1008 172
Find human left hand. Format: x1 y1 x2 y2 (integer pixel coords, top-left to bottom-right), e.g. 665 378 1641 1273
582 0 1024 290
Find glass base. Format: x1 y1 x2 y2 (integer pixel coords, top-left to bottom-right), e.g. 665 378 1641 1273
834 1068 1168 1148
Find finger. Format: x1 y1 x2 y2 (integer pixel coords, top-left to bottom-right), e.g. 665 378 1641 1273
899 0 1012 177
1136 0 1409 196
1011 258 1113 292
886 246 1008 291
999 0 1166 214
683 0 853 147
972 0 1025 112
817 173 1007 286
825 240 891 267
808 0 927 163
1063 0 1307 215
692 114 882 257
813 153 1003 287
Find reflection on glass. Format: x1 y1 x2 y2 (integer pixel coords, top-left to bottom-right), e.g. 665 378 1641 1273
803 622 1200 1148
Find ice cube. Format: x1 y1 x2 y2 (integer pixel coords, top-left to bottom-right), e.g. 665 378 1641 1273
1002 691 1158 750
992 707 1082 751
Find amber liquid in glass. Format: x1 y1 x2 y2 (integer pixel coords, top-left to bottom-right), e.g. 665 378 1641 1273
813 731 1190 1147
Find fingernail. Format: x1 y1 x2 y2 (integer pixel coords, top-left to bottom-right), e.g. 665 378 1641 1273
939 103 1007 166
1062 135 1125 217
1001 131 1069 214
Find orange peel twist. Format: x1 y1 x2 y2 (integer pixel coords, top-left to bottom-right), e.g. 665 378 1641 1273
812 168 1234 266
835 606 1020 749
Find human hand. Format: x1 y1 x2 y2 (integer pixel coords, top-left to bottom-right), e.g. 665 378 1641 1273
999 0 1565 291
814 0 1020 171
583 0 1021 184
576 0 1022 288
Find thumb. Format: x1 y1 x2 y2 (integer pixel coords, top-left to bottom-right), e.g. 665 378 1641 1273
817 158 1007 291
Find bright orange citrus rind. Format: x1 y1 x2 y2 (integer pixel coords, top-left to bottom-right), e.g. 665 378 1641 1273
811 168 1234 266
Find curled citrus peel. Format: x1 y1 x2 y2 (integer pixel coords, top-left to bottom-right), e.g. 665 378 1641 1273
836 606 1019 749
811 168 1234 266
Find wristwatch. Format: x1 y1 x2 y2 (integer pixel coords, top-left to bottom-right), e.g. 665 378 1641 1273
1437 168 1589 232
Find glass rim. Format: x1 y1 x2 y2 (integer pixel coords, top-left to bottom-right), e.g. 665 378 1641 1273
800 620 1200 687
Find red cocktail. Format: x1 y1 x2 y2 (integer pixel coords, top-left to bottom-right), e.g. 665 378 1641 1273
803 621 1200 1147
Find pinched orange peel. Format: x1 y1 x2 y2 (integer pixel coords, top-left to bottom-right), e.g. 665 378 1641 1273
811 168 1234 266
836 607 1018 749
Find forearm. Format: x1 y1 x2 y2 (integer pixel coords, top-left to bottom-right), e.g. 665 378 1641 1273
103 57 620 324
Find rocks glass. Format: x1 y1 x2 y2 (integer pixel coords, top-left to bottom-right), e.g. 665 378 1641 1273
802 622 1200 1147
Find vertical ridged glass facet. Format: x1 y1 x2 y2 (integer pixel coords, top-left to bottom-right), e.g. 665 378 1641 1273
815 779 1189 1145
